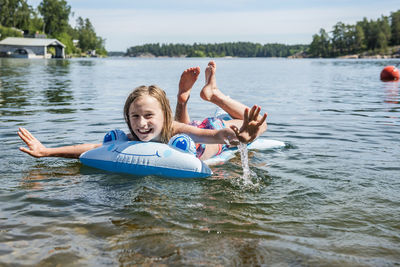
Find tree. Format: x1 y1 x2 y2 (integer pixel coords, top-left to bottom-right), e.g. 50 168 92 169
390 10 400 45
0 0 32 30
378 15 391 51
0 24 23 40
309 10 400 57
27 9 45 34
332 22 346 56
308 28 332 57
55 31 74 54
354 24 366 53
38 0 71 36
76 17 96 51
309 34 322 57
75 16 106 55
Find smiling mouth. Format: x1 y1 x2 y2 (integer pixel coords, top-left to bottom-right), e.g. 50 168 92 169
137 129 152 135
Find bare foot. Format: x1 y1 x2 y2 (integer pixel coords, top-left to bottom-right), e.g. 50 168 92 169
178 66 200 104
200 61 220 102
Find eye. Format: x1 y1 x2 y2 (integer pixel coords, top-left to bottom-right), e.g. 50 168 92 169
145 113 153 119
130 114 139 119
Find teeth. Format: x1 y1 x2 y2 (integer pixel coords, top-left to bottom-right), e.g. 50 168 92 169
138 129 151 134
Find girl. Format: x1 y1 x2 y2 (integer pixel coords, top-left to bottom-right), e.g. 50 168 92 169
18 61 267 161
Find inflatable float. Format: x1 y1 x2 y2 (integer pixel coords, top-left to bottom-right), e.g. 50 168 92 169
80 129 284 178
80 130 212 178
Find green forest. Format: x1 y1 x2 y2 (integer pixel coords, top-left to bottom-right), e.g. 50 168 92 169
126 9 400 58
309 9 400 57
0 0 106 56
126 42 307 58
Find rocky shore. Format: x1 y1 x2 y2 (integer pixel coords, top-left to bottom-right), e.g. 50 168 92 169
289 46 400 59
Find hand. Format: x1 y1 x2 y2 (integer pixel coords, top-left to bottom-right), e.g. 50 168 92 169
18 128 48 158
230 105 267 144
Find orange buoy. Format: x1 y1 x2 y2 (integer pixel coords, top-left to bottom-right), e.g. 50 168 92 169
380 66 400 81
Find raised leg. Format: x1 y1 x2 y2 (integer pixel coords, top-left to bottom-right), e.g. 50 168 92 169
200 61 249 120
175 66 200 124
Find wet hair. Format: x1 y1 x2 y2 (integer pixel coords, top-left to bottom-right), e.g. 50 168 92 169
123 85 173 143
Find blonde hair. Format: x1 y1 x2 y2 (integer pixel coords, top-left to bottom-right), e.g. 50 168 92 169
124 85 173 143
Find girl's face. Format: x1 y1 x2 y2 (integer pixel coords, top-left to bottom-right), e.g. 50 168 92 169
128 95 164 142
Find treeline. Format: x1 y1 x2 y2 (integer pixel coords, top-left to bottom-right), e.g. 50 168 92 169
0 0 106 56
309 9 400 57
126 42 308 58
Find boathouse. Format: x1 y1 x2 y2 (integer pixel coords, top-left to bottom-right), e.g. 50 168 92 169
0 37 66 58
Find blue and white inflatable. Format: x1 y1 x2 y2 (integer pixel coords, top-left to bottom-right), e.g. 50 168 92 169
80 124 285 178
80 130 211 178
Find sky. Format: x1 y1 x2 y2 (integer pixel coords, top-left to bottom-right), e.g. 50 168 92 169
27 0 399 51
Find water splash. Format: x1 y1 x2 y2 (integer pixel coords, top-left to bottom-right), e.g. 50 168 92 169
238 142 250 181
237 142 260 189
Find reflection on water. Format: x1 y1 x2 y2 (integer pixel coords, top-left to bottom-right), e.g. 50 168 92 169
76 59 97 67
0 59 75 116
0 83 31 116
0 58 399 266
383 80 399 104
19 162 81 190
0 60 33 116
41 61 75 113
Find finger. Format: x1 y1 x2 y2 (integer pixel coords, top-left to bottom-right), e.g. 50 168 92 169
19 127 28 136
230 125 239 136
243 108 249 124
19 128 33 141
230 139 240 146
230 125 242 141
23 128 36 141
19 146 34 156
257 113 267 126
18 128 26 138
248 105 256 120
19 146 28 153
253 106 261 121
18 130 30 144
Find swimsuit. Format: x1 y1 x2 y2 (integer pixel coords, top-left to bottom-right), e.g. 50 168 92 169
190 117 228 158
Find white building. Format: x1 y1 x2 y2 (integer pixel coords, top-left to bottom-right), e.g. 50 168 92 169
0 37 66 58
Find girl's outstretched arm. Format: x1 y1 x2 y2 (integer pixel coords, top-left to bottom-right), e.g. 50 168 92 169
18 128 101 159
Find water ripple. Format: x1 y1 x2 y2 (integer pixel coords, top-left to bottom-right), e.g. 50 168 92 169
1 58 400 265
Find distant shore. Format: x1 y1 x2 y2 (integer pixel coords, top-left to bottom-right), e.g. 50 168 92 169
288 45 400 59
108 45 400 59
109 53 400 59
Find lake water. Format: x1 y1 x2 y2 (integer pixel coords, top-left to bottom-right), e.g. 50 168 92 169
0 57 399 266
